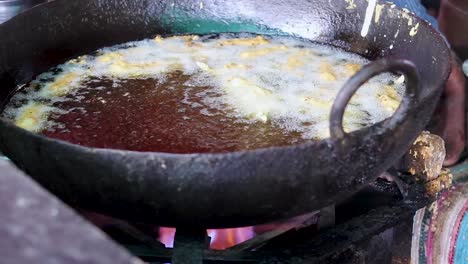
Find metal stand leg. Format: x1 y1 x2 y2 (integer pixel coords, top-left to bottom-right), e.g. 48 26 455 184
381 169 409 198
318 204 336 229
172 228 208 264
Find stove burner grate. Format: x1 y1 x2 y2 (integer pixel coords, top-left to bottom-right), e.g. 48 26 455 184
100 179 433 264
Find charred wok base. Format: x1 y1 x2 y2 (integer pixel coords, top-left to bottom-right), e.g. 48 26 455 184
98 175 449 264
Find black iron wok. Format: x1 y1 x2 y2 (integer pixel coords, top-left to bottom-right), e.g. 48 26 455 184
0 0 450 228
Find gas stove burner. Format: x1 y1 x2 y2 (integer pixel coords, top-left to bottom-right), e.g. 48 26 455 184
0 0 46 24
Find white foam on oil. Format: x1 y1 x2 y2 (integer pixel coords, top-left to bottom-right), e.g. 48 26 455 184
4 34 405 140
